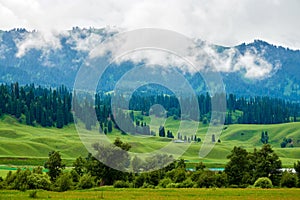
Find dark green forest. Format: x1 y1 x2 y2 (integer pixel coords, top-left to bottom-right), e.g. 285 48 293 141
1 82 300 130
0 83 73 128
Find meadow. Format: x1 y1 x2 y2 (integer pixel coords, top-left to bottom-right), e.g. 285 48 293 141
0 187 300 200
0 113 299 172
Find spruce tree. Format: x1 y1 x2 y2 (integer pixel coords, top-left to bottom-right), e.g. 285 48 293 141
108 120 113 133
56 103 64 129
44 151 65 182
159 126 165 137
212 134 216 143
25 106 31 125
261 131 266 144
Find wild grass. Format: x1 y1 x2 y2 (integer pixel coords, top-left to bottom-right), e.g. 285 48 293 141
0 187 300 200
0 114 299 170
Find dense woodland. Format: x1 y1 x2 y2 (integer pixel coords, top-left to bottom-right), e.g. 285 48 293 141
1 83 300 131
0 83 73 128
127 93 300 124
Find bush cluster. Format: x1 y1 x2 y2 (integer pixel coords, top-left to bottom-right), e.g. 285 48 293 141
1 142 300 192
254 177 273 188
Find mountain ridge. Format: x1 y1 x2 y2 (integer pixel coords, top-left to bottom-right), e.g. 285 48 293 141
0 28 299 101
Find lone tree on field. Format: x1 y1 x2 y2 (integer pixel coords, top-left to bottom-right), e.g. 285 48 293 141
88 137 132 185
212 134 216 143
261 131 269 144
224 146 251 186
250 144 281 185
44 151 65 182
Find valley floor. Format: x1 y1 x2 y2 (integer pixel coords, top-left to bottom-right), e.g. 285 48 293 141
0 115 300 169
0 187 299 200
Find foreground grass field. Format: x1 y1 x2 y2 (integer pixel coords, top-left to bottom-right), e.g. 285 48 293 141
0 114 299 169
0 187 300 200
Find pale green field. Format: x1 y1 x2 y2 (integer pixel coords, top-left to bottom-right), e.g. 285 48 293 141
0 187 300 200
0 170 9 178
0 114 299 170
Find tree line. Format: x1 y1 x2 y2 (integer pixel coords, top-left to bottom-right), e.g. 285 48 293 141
75 91 300 135
0 138 300 193
128 92 300 124
229 94 300 124
0 82 73 128
1 83 299 129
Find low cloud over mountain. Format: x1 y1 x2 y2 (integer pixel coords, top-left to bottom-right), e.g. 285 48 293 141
0 28 299 100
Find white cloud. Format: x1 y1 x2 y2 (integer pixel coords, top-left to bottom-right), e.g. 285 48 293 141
107 39 279 79
0 0 287 79
66 30 103 52
9 25 279 79
115 50 188 69
14 27 119 58
15 31 62 57
234 51 274 79
196 44 279 79
0 0 299 49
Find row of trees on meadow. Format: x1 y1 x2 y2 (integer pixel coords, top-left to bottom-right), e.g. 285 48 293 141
128 92 300 124
1 83 300 130
1 139 300 192
76 91 300 133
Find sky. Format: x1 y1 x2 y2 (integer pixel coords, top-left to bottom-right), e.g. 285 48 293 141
0 0 299 49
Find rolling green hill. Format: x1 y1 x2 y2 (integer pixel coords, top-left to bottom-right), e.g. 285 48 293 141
0 115 88 166
0 115 299 169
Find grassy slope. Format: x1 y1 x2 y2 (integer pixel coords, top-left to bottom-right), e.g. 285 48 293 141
0 115 88 166
0 114 299 168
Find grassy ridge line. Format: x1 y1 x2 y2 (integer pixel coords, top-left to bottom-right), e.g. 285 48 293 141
0 115 299 168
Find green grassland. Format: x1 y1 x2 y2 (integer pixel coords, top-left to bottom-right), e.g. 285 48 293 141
0 113 299 171
0 187 300 200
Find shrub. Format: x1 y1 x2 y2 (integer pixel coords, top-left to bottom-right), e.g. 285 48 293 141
32 167 43 174
174 169 186 183
178 178 194 188
158 178 172 188
27 173 51 190
113 180 130 188
166 169 186 183
29 190 37 198
5 171 15 186
214 172 228 188
254 177 273 188
196 171 216 188
191 170 202 182
147 171 160 186
11 168 31 191
141 182 155 189
70 169 80 183
0 181 6 189
229 184 239 188
281 171 297 188
202 117 208 124
133 174 145 188
77 174 95 189
166 183 180 188
53 173 73 192
281 141 287 148
0 176 6 189
195 162 206 171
